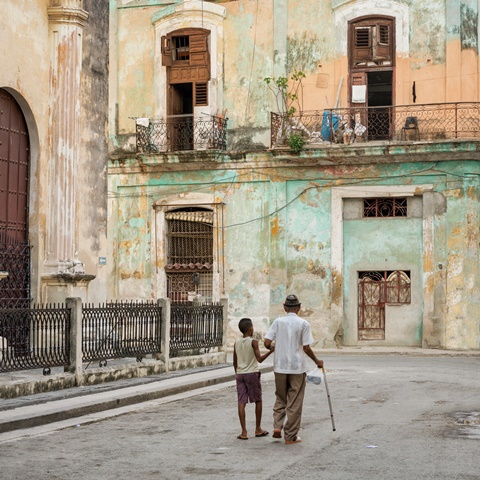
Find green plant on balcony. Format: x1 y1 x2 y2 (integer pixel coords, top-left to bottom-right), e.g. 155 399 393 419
287 133 306 153
264 69 306 146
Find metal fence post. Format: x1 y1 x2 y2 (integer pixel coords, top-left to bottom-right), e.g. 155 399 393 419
157 298 170 372
66 297 84 386
219 298 229 353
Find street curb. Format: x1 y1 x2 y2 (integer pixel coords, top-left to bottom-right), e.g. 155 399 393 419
0 364 274 434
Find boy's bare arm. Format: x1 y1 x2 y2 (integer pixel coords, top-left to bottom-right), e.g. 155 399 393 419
252 339 273 363
233 345 238 372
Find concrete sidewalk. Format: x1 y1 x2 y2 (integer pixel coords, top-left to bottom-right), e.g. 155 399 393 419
0 346 478 435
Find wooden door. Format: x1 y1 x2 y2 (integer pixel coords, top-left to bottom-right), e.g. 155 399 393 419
0 88 31 309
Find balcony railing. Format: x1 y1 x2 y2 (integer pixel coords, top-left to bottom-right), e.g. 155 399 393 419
271 102 480 148
135 114 227 153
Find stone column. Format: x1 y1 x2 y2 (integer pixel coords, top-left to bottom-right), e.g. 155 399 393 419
158 298 171 371
42 1 94 302
66 297 84 386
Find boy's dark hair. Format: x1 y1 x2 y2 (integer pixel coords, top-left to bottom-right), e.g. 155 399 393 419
238 318 253 334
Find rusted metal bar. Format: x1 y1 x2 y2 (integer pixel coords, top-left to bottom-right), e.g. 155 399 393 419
135 115 228 153
270 102 480 148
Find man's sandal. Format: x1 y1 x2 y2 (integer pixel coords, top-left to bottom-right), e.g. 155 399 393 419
272 429 282 438
285 436 302 444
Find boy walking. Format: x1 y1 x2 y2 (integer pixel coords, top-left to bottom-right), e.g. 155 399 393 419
233 318 274 440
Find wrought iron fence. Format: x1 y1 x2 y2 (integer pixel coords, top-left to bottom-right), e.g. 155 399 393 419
0 231 31 309
271 102 480 147
82 301 162 363
135 114 227 153
0 304 70 373
170 303 223 354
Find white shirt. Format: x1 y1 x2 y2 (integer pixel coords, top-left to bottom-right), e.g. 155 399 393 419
265 312 314 374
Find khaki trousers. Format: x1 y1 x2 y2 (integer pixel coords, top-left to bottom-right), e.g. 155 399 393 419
273 372 306 441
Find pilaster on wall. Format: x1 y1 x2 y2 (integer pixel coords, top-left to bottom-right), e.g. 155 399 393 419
445 176 480 350
43 1 95 301
46 1 88 274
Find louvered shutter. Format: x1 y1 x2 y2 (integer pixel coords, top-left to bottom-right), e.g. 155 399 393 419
353 27 372 65
189 33 209 68
161 36 173 66
194 83 208 106
375 23 390 60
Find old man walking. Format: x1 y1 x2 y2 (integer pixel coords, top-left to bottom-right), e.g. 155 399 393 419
264 294 323 444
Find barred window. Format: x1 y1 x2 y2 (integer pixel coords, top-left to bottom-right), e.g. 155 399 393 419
166 208 213 266
363 198 407 217
165 208 214 304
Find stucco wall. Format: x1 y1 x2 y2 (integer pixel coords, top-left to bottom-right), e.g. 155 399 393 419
111 0 480 151
108 149 480 350
77 0 110 303
0 1 51 301
1 0 108 304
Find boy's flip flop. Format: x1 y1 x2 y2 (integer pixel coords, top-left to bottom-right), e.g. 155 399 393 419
237 435 248 440
255 431 269 437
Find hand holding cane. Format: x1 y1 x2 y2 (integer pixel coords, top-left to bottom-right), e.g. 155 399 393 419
322 365 336 431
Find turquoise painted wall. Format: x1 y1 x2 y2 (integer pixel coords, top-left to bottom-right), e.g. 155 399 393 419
343 216 424 346
108 153 480 349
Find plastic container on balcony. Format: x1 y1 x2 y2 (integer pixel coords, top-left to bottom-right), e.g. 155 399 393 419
321 110 342 141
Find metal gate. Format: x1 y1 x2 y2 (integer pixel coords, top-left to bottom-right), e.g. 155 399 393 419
0 88 31 309
358 271 411 340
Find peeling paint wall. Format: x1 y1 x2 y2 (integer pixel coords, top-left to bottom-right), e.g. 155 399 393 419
111 0 480 149
108 0 480 350
108 149 480 350
1 0 108 304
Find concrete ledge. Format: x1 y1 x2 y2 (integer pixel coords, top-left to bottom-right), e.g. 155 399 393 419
0 352 227 400
0 361 272 434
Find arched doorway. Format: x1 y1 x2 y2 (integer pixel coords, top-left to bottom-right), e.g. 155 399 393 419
0 88 31 308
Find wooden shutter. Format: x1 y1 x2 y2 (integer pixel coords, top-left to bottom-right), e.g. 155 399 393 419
194 83 208 106
350 72 367 107
374 23 390 60
189 33 209 68
353 26 372 65
161 36 173 66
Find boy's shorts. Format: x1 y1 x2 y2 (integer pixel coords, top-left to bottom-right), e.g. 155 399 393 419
236 371 262 404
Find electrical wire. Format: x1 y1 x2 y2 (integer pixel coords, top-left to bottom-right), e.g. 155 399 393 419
107 164 478 230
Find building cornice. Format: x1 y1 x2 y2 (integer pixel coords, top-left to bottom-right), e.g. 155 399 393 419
47 6 89 27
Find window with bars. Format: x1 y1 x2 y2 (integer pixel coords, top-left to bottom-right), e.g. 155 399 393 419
172 36 190 61
363 198 407 217
165 208 214 304
166 210 213 265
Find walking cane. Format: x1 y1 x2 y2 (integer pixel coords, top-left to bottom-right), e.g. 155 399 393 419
322 366 336 431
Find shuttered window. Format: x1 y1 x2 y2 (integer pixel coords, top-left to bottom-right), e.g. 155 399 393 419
350 17 394 68
194 83 208 106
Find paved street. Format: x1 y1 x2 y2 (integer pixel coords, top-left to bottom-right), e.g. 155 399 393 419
0 355 479 480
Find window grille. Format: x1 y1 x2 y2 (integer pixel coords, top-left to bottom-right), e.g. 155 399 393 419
363 198 407 217
167 217 213 265
173 36 189 61
165 208 214 304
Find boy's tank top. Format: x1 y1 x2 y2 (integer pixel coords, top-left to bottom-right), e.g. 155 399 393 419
235 337 259 374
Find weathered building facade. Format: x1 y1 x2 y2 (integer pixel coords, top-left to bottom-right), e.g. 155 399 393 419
0 0 109 305
108 0 480 350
